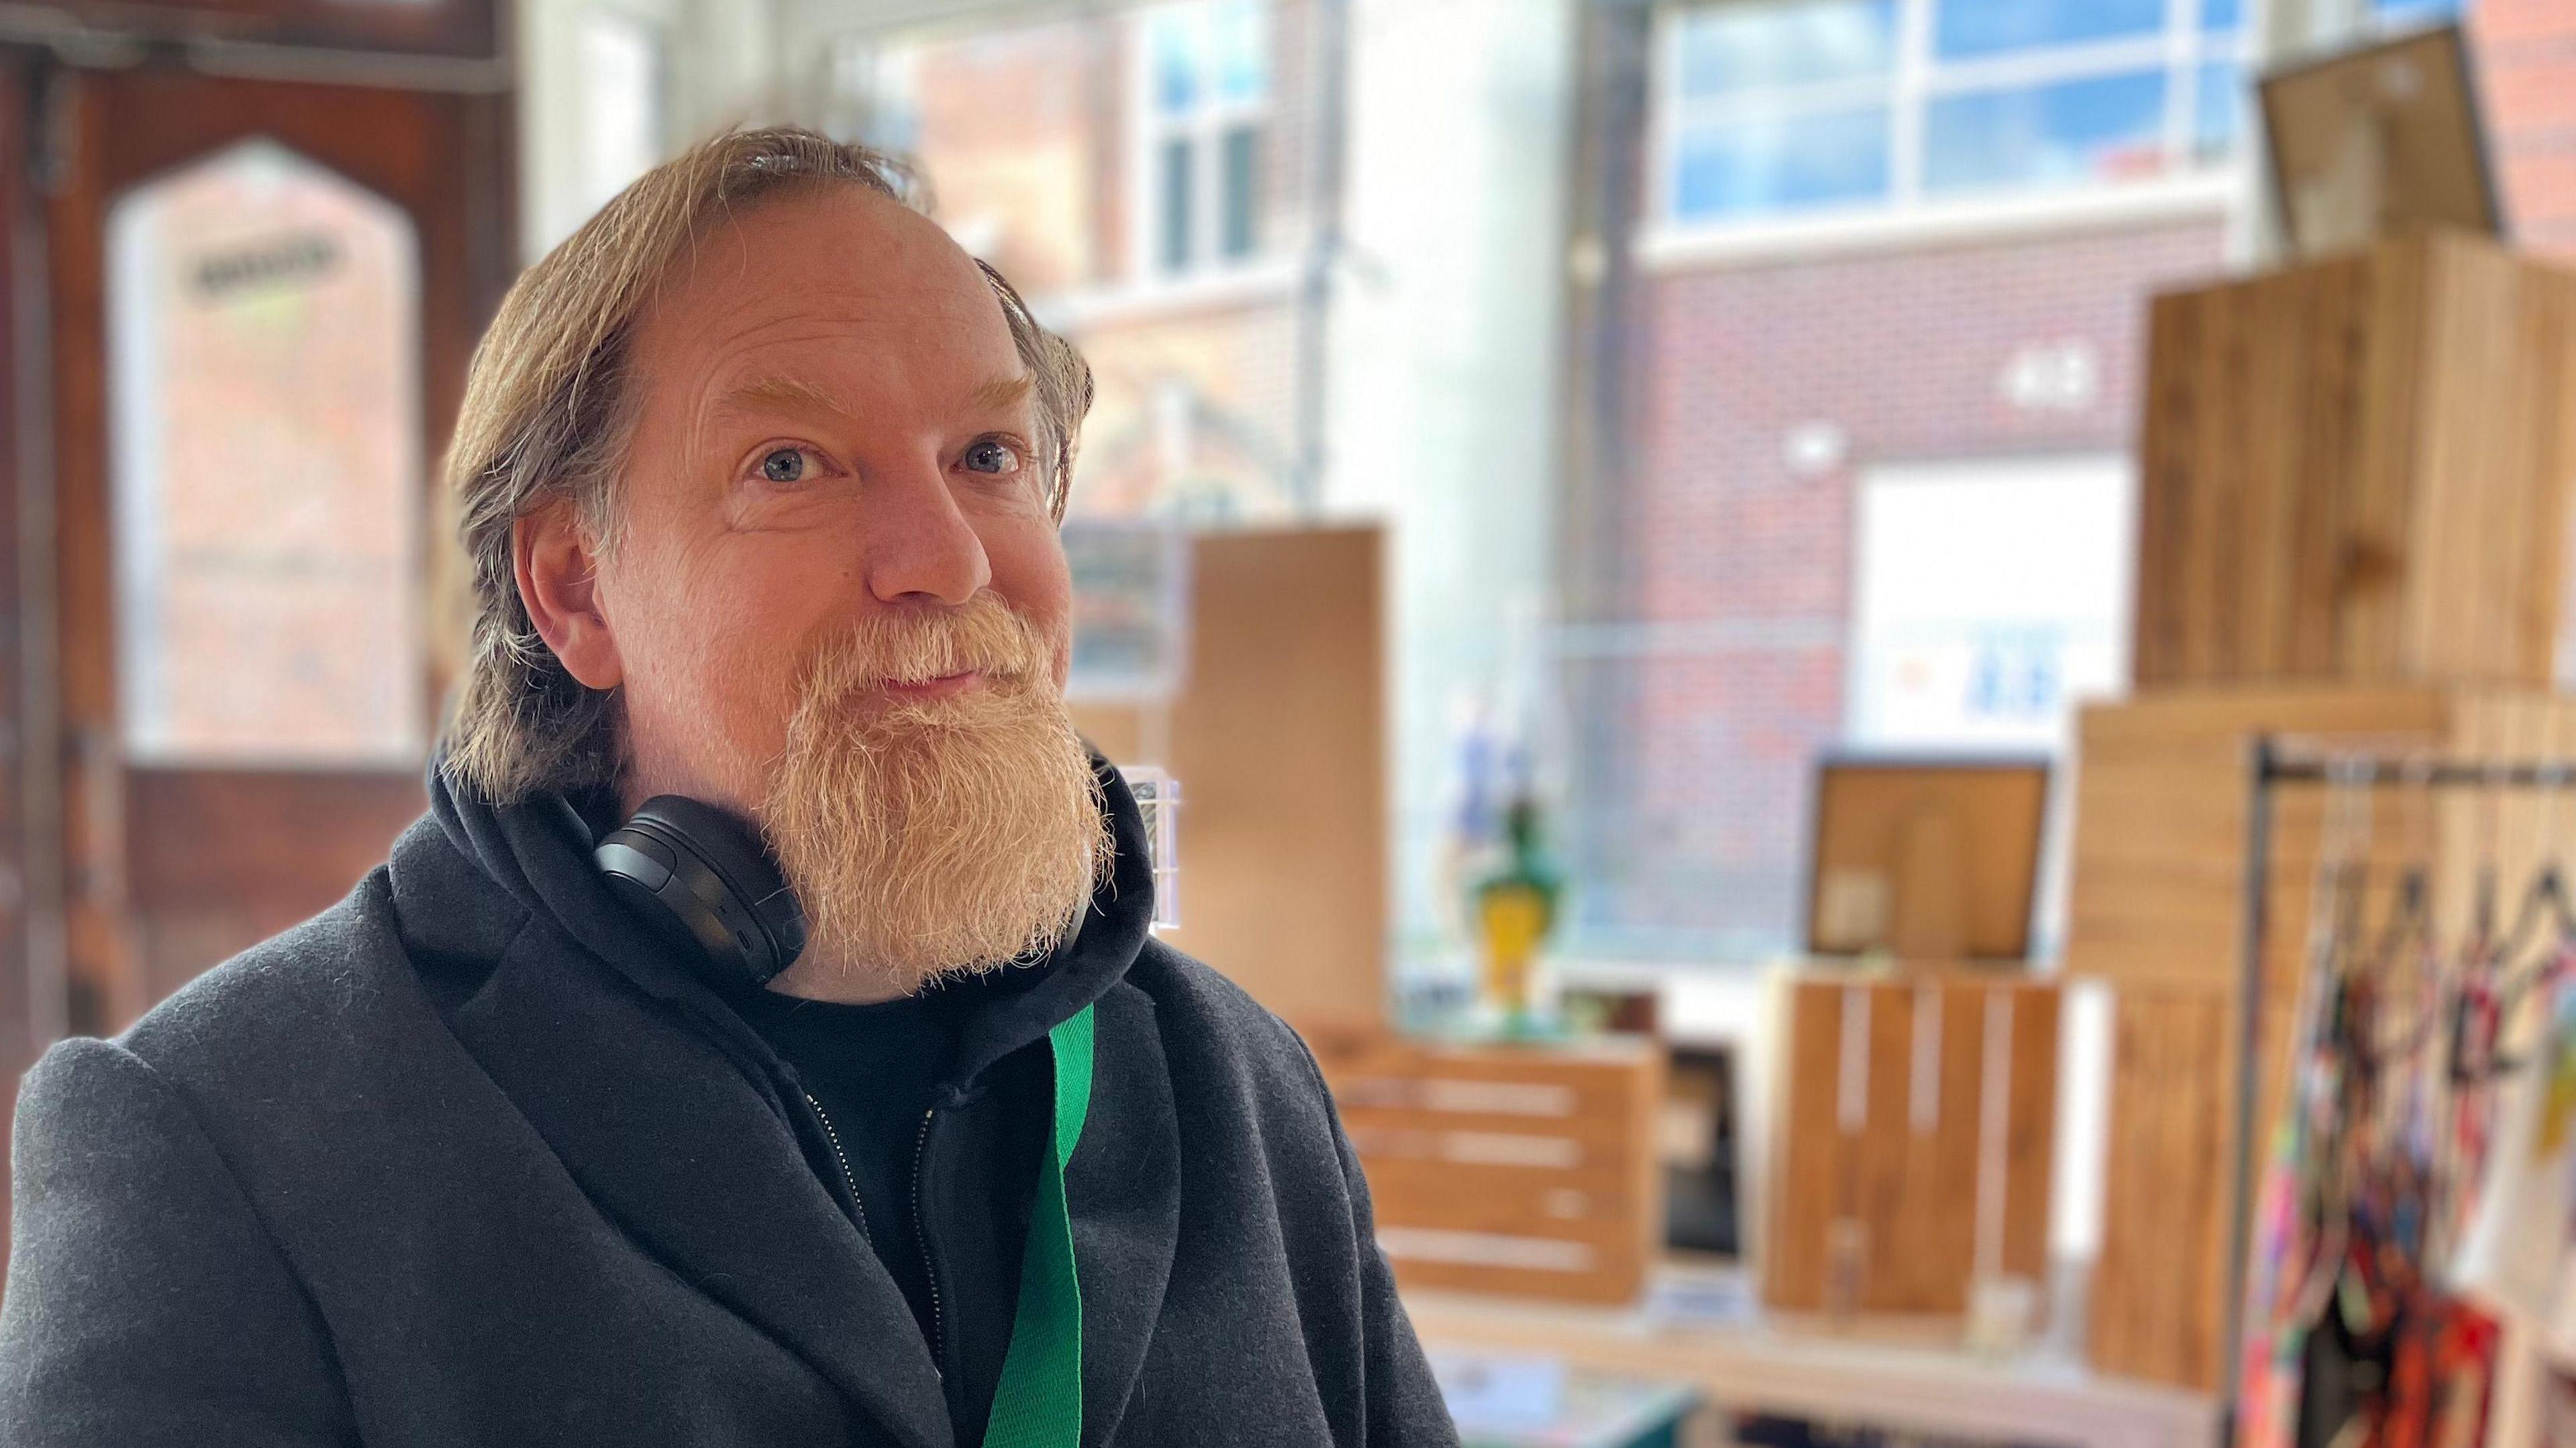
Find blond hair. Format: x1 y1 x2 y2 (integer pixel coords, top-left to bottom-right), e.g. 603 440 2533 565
441 126 1093 805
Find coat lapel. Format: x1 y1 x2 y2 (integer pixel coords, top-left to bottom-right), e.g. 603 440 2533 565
1066 983 1180 1447
444 919 954 1448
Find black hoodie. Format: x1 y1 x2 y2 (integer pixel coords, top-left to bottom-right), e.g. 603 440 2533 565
0 756 1460 1447
429 754 1157 1443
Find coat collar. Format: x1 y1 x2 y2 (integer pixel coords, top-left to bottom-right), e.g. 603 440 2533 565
394 821 953 1447
1063 979 1181 1445
396 747 1179 1446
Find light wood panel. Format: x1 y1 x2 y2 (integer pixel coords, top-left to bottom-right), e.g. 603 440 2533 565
1313 1033 1664 1306
1761 973 2059 1318
2090 985 2235 1392
2131 234 2576 690
1073 525 1387 1037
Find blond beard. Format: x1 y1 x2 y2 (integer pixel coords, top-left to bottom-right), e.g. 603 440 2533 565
757 595 1110 996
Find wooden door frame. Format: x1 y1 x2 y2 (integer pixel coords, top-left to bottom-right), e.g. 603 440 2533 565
17 47 514 1031
1 52 60 1090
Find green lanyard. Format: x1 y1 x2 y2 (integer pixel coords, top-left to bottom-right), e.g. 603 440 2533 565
979 1003 1095 1448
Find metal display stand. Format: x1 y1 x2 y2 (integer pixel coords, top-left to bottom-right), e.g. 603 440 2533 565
2224 736 2576 1440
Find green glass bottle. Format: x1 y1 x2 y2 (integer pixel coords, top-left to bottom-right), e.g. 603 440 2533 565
1473 796 1562 1035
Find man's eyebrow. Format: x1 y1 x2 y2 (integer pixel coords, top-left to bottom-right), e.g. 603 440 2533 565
971 373 1034 413
710 375 855 423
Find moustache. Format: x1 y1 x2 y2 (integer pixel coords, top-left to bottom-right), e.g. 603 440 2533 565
792 594 1057 699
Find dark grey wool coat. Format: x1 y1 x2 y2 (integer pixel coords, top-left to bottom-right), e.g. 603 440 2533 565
0 758 1457 1448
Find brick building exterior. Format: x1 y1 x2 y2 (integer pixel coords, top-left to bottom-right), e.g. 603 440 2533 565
2475 0 2576 254
872 0 1322 523
1591 221 2227 951
1575 0 2576 958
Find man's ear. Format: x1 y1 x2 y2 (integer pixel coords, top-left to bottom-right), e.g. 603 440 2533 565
515 501 623 691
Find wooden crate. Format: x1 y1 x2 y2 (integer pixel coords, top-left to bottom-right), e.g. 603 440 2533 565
1313 1033 1664 1306
2131 234 2576 689
2066 684 2576 1389
1762 972 2059 1318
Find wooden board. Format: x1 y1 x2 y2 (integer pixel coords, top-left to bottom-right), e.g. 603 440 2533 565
1313 1033 1664 1306
1073 525 1387 1037
2131 234 2576 690
1807 758 2049 962
2066 684 2576 1389
2090 984 2235 1393
1761 972 2059 1318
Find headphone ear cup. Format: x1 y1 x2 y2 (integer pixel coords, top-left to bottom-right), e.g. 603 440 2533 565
594 797 807 988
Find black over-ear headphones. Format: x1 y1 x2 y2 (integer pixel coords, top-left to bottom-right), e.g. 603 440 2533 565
594 796 808 988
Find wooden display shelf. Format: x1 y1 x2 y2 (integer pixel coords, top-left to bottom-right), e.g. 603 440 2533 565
2132 233 2576 690
1762 970 2059 1321
1315 1031 1665 1306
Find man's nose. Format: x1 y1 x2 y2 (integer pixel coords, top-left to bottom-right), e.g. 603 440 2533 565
862 461 994 606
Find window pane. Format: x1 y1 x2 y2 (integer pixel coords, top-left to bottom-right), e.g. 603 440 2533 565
1150 9 1200 115
2376 0 2463 21
1674 105 1890 219
1159 136 1194 271
2202 0 2244 31
107 140 425 764
1211 0 1268 101
1677 0 1896 97
1923 70 2169 194
2194 58 2244 159
1220 125 1260 258
1934 0 2163 58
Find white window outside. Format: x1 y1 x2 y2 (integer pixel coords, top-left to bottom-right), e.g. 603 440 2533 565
1131 0 1271 278
574 9 667 225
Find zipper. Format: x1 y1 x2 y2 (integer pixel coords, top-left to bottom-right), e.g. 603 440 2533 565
802 1091 873 1247
913 1106 946 1369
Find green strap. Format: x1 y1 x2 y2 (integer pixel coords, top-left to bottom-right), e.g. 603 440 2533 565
980 1003 1094 1448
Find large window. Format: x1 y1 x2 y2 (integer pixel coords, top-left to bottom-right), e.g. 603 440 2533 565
108 142 426 765
1658 0 2250 227
1135 0 1271 276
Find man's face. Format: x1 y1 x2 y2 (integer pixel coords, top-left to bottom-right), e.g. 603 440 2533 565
526 187 1105 998
599 187 1074 813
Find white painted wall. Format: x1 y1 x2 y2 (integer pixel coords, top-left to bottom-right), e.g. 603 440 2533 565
1325 0 1576 948
517 0 782 262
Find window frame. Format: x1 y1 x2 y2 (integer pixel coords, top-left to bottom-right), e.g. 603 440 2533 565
1650 0 2253 236
1127 0 1274 282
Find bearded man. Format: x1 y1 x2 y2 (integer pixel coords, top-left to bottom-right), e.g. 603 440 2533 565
0 127 1456 1448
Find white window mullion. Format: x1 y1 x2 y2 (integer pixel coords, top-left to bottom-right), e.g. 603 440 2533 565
1890 0 1934 205
1652 3 1686 227
2168 0 2202 167
1195 93 1224 265
1678 75 1909 125
1128 8 1161 280
1925 35 2180 93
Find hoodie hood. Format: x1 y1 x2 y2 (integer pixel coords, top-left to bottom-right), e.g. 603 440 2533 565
427 747 1157 1098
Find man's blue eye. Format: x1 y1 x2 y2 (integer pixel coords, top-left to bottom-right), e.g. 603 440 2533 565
760 448 807 483
964 440 1018 475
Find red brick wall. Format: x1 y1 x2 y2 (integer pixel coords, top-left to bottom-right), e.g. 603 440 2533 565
1589 223 2227 951
895 1 1315 521
2471 0 2576 254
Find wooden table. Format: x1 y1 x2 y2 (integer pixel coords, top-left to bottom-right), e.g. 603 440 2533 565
1405 1268 2216 1448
